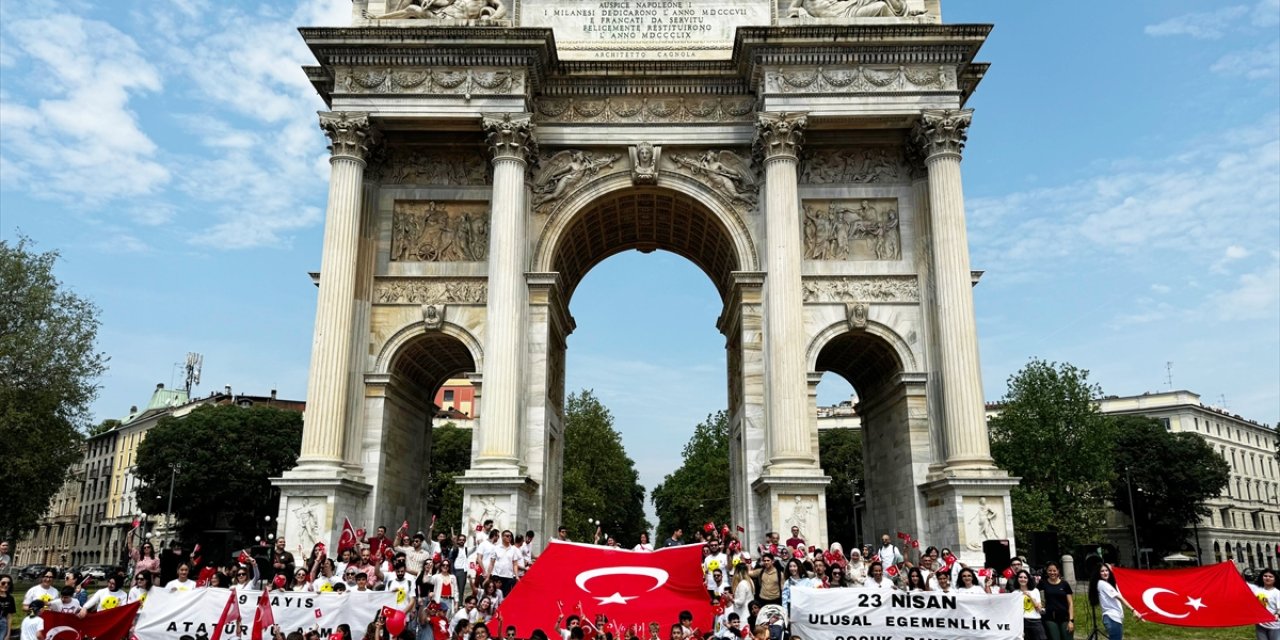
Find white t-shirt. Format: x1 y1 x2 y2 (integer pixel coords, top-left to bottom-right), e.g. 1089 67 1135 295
84 589 127 611
452 607 480 626
1251 585 1280 629
958 585 986 594
49 598 81 614
866 576 896 590
474 541 495 571
1020 589 1043 620
127 586 149 604
1097 581 1123 624
877 544 901 565
165 578 195 592
488 545 521 579
452 545 472 572
385 577 415 610
23 585 58 608
633 543 654 552
21 616 43 640
703 553 729 591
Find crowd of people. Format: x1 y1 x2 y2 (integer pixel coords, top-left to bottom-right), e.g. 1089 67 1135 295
5 521 1279 640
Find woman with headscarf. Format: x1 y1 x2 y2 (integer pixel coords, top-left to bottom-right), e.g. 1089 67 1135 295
845 548 867 586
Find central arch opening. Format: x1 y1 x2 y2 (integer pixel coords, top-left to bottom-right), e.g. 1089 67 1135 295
544 185 748 540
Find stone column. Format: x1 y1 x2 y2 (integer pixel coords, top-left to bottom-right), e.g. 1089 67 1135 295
475 113 535 470
757 112 814 470
911 109 993 469
298 112 376 470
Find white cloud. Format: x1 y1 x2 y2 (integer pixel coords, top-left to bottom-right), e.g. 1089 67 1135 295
1254 0 1280 27
95 232 152 254
1207 253 1280 321
1211 41 1280 79
0 16 169 201
1150 283 1172 294
1145 5 1249 39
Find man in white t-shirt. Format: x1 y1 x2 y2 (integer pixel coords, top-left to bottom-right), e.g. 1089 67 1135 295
451 596 480 627
383 563 417 612
877 534 903 567
21 601 46 640
702 540 730 597
486 531 523 596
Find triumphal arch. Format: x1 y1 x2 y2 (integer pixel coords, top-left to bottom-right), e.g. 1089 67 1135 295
274 0 1018 563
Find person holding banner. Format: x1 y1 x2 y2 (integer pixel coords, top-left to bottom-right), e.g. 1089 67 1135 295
956 568 986 594
127 571 152 603
80 575 126 614
780 558 816 611
864 562 895 591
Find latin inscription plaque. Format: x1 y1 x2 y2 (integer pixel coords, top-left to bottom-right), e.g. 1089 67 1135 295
521 0 772 60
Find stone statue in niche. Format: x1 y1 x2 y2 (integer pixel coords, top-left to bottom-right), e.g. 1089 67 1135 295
374 0 507 20
965 497 1005 550
629 142 661 185
422 304 445 330
801 147 906 184
392 201 489 262
848 302 869 329
803 199 901 261
532 151 620 207
668 150 757 207
788 0 926 19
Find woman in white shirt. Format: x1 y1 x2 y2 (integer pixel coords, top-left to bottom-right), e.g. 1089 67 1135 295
80 576 127 614
864 562 896 590
954 568 986 594
1092 564 1127 640
1252 568 1279 640
730 563 754 622
633 533 654 552
845 549 867 586
23 570 59 612
164 563 196 592
127 572 152 604
1014 570 1046 640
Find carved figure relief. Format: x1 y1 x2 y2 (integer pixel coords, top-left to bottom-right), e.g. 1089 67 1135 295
469 495 508 531
786 0 927 19
374 279 487 305
803 199 901 261
764 65 957 94
668 150 757 208
801 147 907 184
373 0 507 21
340 68 523 98
964 496 1006 550
629 143 661 185
535 96 756 124
781 495 818 540
801 276 919 303
422 304 445 330
287 498 322 550
532 151 620 208
848 302 869 329
383 147 490 185
392 201 489 262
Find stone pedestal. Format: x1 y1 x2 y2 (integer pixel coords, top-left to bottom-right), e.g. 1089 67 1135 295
920 476 1020 567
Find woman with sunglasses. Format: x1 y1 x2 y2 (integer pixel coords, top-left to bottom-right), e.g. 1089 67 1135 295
128 571 152 604
80 575 126 615
233 557 263 591
827 566 847 588
128 532 161 577
23 569 58 612
0 574 17 640
955 568 986 594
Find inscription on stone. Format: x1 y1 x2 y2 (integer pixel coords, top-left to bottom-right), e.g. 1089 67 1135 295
522 0 771 60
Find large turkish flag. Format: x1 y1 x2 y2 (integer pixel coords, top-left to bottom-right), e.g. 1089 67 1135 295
43 601 141 640
1112 562 1273 627
497 541 713 636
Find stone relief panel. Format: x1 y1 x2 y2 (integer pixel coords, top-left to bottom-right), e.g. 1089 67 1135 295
963 496 1007 551
382 147 490 185
800 147 907 184
764 65 957 94
629 143 661 185
370 0 509 21
534 96 756 124
285 497 324 551
467 494 510 531
803 199 901 261
338 67 524 98
374 279 488 305
532 150 621 208
666 149 758 209
780 494 819 541
392 201 490 262
801 276 919 303
784 0 928 19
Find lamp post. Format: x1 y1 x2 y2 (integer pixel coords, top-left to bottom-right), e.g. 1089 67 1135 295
1124 467 1141 567
853 492 862 549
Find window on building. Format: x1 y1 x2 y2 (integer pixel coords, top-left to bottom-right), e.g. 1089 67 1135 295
1253 512 1262 529
1160 417 1172 431
444 390 455 402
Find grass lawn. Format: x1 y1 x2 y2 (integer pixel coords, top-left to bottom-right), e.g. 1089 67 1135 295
1071 593 1255 639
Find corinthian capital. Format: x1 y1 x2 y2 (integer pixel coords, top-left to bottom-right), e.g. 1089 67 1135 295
319 111 376 161
482 112 536 163
755 112 807 162
911 109 973 160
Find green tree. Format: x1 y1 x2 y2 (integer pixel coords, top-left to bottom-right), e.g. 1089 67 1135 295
1109 415 1229 560
561 390 651 543
0 237 107 541
651 411 730 539
820 427 864 550
89 418 121 437
989 359 1114 550
134 404 303 543
425 422 472 534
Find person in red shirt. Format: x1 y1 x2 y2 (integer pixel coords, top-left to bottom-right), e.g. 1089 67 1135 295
427 602 451 640
784 527 805 552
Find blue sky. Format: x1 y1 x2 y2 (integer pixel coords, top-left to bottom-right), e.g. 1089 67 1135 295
2 1 1277 505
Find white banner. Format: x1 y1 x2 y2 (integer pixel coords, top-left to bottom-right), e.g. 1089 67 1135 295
136 589 398 640
791 587 1024 640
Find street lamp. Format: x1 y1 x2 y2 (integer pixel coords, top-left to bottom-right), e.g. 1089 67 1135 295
1124 467 1141 568
853 492 862 549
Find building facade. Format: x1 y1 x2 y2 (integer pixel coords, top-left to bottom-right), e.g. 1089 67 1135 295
12 461 83 570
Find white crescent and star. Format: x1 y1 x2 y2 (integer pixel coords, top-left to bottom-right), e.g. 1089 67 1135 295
45 626 84 640
1141 587 1207 619
574 566 669 606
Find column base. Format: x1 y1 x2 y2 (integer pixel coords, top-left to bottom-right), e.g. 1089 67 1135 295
752 474 830 549
919 474 1019 567
272 471 372 552
457 472 539 535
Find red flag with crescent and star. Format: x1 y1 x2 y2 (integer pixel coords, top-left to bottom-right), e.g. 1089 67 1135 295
496 540 712 636
1112 561 1273 627
42 602 140 640
338 517 359 556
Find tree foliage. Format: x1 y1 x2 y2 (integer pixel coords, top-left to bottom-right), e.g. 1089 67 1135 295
0 237 106 540
561 390 651 543
989 359 1114 550
134 405 302 543
820 427 864 550
1108 415 1229 559
651 410 731 540
425 422 472 534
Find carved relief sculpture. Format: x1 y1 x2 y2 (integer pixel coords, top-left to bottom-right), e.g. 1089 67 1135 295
787 0 926 19
965 497 1006 551
532 150 620 207
422 304 445 330
482 112 536 162
629 143 661 185
801 147 907 184
340 68 524 99
668 150 757 208
765 65 957 94
535 96 756 124
373 0 507 20
374 279 487 305
392 201 490 262
848 302 869 329
801 276 919 303
803 199 901 261
384 147 491 185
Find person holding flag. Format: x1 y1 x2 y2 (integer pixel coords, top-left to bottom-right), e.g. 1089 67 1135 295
1092 564 1127 640
79 575 126 615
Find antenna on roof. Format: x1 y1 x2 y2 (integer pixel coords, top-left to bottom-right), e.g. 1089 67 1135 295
184 353 204 396
1165 361 1174 390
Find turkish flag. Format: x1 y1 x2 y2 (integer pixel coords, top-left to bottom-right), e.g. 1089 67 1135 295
339 517 359 556
42 602 140 640
211 589 243 640
497 540 713 636
1113 562 1274 627
381 606 407 637
252 588 276 640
